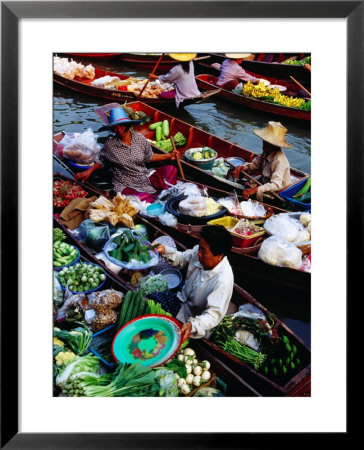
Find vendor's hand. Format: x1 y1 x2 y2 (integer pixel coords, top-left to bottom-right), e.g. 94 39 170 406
256 186 264 202
230 165 246 181
170 149 180 160
74 168 92 183
148 73 158 81
180 322 192 342
155 244 165 255
243 186 258 199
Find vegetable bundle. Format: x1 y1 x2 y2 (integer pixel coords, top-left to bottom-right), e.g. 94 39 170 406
54 324 93 355
56 262 106 293
53 180 88 208
151 132 187 152
108 230 158 263
115 289 148 332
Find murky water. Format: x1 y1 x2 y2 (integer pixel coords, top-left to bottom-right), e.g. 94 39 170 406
53 56 311 346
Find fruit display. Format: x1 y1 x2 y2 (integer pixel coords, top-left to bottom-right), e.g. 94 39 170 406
53 180 88 208
242 81 311 111
282 56 311 66
148 119 187 152
189 147 216 160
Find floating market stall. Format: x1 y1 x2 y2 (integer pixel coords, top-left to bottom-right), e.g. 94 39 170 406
52 173 310 397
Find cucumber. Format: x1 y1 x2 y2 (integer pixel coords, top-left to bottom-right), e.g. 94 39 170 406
136 296 146 318
155 125 163 142
116 290 132 331
162 120 169 138
149 121 163 130
130 291 142 320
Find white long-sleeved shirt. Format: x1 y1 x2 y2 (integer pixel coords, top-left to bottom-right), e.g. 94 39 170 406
216 59 258 86
158 61 201 108
162 245 234 339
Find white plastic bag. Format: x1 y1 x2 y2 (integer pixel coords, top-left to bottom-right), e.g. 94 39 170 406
264 213 303 242
240 199 267 218
61 128 101 165
179 195 207 217
159 212 178 227
258 235 302 269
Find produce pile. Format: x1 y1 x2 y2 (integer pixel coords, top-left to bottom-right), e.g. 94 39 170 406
53 56 95 80
148 119 187 152
53 180 88 208
56 262 106 294
122 105 150 125
210 309 304 384
188 147 216 160
231 219 265 238
242 81 311 111
53 228 79 268
107 229 159 264
282 56 311 66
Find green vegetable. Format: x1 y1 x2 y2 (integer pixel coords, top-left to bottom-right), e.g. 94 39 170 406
164 359 187 379
295 358 301 365
56 354 100 387
162 119 169 138
54 324 93 355
54 228 66 242
273 366 278 376
214 336 266 369
293 177 311 198
155 125 162 142
149 121 163 130
282 336 290 345
290 361 296 370
282 365 287 374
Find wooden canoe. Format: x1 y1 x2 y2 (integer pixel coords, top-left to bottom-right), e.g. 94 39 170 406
53 174 310 396
208 53 311 87
117 53 179 73
92 101 309 209
53 164 310 304
196 74 311 122
54 65 219 106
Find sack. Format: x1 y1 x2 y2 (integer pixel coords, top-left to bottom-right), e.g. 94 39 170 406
79 219 115 252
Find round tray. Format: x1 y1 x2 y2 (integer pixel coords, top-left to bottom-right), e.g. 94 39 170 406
112 314 182 367
165 195 227 225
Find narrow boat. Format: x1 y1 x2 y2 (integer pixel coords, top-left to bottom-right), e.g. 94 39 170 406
195 74 311 122
53 174 310 396
117 53 182 73
57 53 122 60
91 101 309 208
54 65 219 105
207 53 311 87
53 166 310 304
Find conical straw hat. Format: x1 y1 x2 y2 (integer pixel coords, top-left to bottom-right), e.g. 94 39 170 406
225 53 253 59
168 53 197 62
253 121 292 149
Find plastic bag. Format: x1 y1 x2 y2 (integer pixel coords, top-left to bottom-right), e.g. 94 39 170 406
240 199 267 218
56 293 88 323
138 274 168 295
179 195 207 217
264 213 303 242
60 128 101 165
258 235 303 269
79 219 115 252
233 303 266 320
159 211 177 227
53 273 65 307
179 183 202 197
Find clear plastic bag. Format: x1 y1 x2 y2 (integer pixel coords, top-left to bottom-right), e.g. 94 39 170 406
159 212 177 227
264 213 303 242
138 274 168 295
179 195 207 217
233 303 266 320
60 128 101 165
258 235 303 269
79 219 115 252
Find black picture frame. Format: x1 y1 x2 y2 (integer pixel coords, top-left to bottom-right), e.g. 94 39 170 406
1 1 357 448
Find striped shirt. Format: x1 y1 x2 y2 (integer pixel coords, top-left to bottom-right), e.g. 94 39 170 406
95 131 156 194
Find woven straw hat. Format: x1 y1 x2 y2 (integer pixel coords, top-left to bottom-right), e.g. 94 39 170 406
225 53 253 59
168 53 197 62
253 121 292 149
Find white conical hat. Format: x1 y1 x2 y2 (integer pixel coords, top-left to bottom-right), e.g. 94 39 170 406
225 53 253 59
168 53 197 62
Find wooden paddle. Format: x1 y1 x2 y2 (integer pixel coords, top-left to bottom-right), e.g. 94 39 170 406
170 133 185 180
290 75 311 97
137 53 165 98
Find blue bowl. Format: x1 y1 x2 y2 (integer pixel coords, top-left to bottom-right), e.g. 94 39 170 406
53 245 80 272
56 261 107 295
67 160 95 171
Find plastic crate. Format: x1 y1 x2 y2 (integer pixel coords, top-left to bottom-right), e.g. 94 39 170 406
280 178 311 211
88 324 117 369
208 216 265 248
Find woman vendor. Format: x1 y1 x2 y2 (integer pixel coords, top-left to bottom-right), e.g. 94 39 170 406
230 121 292 202
74 107 179 202
156 225 234 342
148 53 201 108
216 53 258 90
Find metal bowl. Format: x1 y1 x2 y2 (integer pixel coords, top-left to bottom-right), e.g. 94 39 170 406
160 268 183 290
165 195 227 225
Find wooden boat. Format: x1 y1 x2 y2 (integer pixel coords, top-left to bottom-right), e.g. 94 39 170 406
92 101 309 209
195 74 311 122
53 164 310 304
57 53 122 60
117 53 180 73
54 66 219 106
53 174 310 396
207 53 311 87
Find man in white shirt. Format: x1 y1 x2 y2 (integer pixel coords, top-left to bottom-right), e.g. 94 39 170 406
156 225 234 341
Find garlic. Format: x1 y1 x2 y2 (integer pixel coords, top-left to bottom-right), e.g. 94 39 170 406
201 370 211 382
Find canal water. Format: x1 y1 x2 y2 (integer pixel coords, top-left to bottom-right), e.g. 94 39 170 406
53 56 311 346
